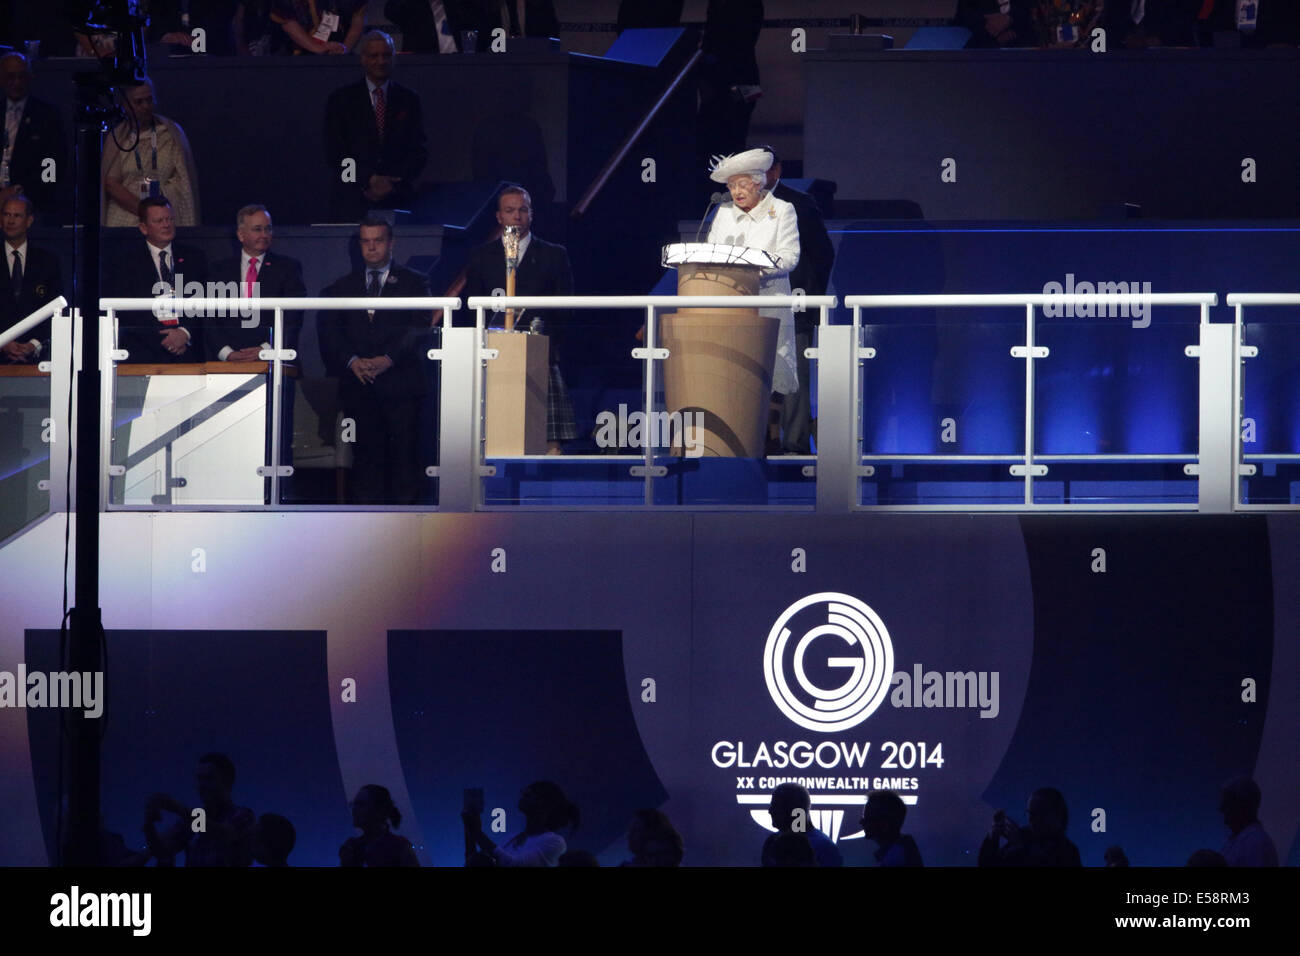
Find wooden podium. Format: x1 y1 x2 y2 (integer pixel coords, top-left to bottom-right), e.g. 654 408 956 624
660 243 779 458
484 331 549 456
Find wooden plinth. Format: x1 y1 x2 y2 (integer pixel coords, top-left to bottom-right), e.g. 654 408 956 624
484 331 549 456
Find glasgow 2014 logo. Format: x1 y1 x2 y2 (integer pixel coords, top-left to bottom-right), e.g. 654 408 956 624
763 592 894 733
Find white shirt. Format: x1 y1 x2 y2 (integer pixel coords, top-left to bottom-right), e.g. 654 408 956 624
148 241 176 288
147 242 192 339
348 258 394 368
706 190 802 395
6 239 41 355
7 239 27 279
216 250 271 360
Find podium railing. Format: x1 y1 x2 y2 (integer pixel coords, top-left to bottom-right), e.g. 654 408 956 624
468 294 837 506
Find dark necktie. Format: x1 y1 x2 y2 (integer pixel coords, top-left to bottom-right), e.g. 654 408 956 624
367 269 382 296
11 249 21 299
159 250 174 288
373 86 386 140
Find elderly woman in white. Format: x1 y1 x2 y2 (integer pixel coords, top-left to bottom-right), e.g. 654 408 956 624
705 148 801 398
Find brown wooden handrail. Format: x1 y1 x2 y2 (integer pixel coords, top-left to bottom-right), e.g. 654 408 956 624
570 49 702 219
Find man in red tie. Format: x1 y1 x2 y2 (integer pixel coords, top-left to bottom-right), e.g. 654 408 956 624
208 203 307 502
207 204 306 363
322 30 428 222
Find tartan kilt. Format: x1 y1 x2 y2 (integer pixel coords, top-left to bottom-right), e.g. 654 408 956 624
547 362 577 442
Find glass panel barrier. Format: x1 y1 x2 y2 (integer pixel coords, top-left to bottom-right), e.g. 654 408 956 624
0 361 52 539
1241 315 1300 506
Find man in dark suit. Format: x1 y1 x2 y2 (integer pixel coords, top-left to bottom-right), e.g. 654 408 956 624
106 196 208 365
761 147 833 455
0 53 66 223
956 0 1035 47
0 195 61 363
461 183 576 453
1103 1 1200 48
209 203 307 501
322 30 428 222
207 203 307 361
318 216 435 504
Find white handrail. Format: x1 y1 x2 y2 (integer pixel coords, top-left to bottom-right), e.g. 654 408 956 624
465 295 836 308
100 296 462 311
846 293 1217 308
0 295 69 348
1225 293 1300 306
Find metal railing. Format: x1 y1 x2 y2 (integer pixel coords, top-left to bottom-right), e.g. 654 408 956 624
842 292 1219 511
1225 294 1300 510
99 296 458 510
4 288 1296 516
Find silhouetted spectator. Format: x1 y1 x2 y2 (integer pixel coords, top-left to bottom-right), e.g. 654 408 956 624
1104 845 1130 867
762 782 842 867
462 780 576 867
764 830 816 867
1219 777 1278 867
142 752 255 866
235 0 279 55
697 1 763 167
622 808 684 867
272 0 365 54
1187 848 1229 867
340 784 420 866
147 0 239 55
979 787 1082 867
254 813 296 866
0 52 66 222
322 30 428 221
558 850 599 866
861 791 923 867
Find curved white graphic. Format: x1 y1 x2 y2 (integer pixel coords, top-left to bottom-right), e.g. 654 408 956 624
763 592 894 732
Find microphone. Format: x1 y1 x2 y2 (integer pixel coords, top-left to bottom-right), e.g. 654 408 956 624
694 192 727 243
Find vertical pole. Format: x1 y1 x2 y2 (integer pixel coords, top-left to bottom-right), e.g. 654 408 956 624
644 305 655 506
1023 303 1035 506
269 307 283 506
65 95 105 866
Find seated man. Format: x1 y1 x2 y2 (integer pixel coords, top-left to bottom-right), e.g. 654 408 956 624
106 196 208 364
0 195 62 363
318 216 435 504
461 184 576 453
